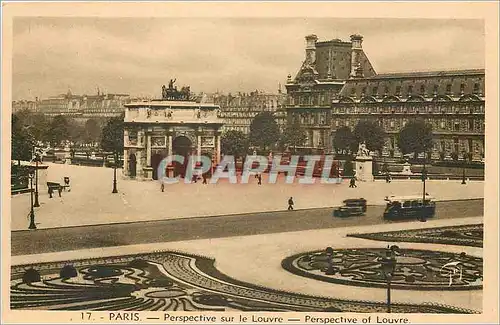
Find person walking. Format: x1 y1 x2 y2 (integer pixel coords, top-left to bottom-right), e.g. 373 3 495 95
202 174 208 184
257 173 262 185
385 172 392 183
349 177 357 188
161 182 165 192
288 197 294 210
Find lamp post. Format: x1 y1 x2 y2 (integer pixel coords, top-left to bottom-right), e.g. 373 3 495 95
28 171 37 230
112 152 118 193
461 150 467 185
33 150 40 207
378 247 397 313
420 152 428 222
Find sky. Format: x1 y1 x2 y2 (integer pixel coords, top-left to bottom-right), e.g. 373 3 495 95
12 17 484 101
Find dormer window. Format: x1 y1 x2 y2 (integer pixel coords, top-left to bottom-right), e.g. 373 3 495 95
446 84 452 95
396 86 401 96
460 83 465 94
433 84 439 95
372 86 378 96
473 83 480 94
420 85 425 95
384 86 389 95
408 85 413 95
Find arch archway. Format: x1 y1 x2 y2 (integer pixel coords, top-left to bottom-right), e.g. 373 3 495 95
172 136 193 177
129 153 137 177
151 152 164 180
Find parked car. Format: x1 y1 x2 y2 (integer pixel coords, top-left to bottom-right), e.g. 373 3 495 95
383 195 435 221
333 198 367 218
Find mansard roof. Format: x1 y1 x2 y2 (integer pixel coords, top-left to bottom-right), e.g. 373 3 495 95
338 68 485 101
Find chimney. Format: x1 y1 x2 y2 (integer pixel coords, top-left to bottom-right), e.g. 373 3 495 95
350 34 364 78
305 34 318 65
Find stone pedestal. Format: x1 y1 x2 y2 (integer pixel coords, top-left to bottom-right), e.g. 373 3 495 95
354 156 374 182
143 167 153 180
401 162 413 175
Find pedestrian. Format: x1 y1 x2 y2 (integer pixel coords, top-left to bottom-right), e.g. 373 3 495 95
288 197 294 210
257 173 262 185
57 186 63 197
192 174 197 183
202 174 208 184
161 182 165 192
385 173 391 183
349 177 357 188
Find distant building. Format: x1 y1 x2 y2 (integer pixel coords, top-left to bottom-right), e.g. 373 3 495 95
285 34 485 161
32 89 131 118
12 99 38 113
215 90 287 134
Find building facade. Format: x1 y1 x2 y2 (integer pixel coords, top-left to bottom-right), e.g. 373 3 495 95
12 99 38 113
123 83 223 180
32 90 131 119
333 70 485 161
215 90 287 134
285 34 485 161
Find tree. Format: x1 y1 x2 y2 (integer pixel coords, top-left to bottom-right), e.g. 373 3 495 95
221 130 249 159
47 115 72 147
101 115 124 193
280 119 306 152
397 119 433 157
333 126 355 154
11 114 35 163
83 119 102 145
249 111 280 151
100 115 124 157
353 120 385 153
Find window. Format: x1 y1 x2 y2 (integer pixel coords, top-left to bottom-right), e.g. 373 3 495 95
372 86 378 96
440 121 446 129
468 119 474 131
454 122 460 132
384 86 389 95
473 83 480 94
396 86 401 95
420 85 425 95
460 83 465 93
446 84 452 94
433 84 439 94
408 85 413 95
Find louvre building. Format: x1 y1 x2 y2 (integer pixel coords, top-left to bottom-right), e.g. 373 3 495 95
285 34 485 162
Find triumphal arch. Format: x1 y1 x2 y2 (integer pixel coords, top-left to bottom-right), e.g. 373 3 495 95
123 81 224 180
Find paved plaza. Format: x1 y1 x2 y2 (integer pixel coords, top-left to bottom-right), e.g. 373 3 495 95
11 163 484 230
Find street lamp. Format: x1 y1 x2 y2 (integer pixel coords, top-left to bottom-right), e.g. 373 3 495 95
33 150 40 207
378 247 397 313
28 170 37 230
461 150 467 185
420 152 428 222
112 152 118 193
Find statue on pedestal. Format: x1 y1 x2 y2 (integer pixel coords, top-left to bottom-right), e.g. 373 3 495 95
356 142 371 158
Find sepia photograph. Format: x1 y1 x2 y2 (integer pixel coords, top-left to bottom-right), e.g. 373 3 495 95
1 2 499 324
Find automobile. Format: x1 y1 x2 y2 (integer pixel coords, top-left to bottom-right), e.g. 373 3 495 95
333 198 367 218
383 195 436 221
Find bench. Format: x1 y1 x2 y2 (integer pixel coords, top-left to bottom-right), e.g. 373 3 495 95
47 182 62 198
